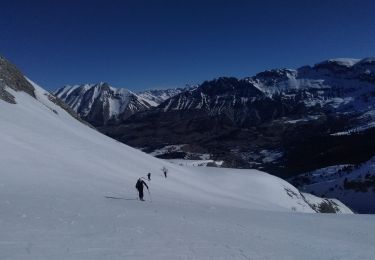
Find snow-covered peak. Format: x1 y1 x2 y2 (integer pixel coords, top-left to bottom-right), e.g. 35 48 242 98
54 83 151 126
55 82 133 99
137 86 195 106
315 58 361 68
254 68 298 80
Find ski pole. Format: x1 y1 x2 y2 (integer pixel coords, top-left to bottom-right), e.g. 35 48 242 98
148 189 152 202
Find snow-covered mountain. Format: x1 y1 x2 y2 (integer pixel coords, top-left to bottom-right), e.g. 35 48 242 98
159 57 375 124
137 86 195 107
54 84 192 126
54 83 153 126
3 56 375 259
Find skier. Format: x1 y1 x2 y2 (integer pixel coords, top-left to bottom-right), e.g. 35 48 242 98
162 166 168 178
147 172 151 181
135 178 149 201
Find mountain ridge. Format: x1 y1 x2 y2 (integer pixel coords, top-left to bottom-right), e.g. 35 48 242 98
54 83 192 126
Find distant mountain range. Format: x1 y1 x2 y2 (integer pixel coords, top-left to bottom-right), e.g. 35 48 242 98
100 57 375 170
54 83 191 126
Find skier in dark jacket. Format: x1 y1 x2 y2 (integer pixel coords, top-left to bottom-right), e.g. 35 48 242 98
147 172 151 181
162 166 168 178
135 178 149 201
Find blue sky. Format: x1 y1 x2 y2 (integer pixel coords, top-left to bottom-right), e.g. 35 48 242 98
1 0 375 91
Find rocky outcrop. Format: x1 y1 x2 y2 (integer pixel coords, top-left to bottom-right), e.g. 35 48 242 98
0 56 35 103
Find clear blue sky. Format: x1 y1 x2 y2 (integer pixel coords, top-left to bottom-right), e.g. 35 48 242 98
1 0 374 91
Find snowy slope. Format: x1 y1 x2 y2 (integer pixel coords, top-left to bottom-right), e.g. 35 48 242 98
291 157 375 213
1 76 375 259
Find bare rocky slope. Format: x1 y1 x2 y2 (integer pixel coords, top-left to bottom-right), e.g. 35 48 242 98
0 56 35 103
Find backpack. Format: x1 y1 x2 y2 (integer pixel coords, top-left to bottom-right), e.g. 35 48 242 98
135 180 141 189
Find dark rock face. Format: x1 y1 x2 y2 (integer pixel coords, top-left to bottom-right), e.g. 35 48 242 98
99 58 375 178
0 87 16 104
0 56 36 103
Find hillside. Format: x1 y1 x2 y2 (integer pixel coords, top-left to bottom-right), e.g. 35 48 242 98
291 156 375 213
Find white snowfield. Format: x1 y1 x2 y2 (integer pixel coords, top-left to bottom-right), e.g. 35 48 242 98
0 81 375 260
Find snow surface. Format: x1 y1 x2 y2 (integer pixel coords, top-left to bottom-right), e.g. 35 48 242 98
1 81 375 259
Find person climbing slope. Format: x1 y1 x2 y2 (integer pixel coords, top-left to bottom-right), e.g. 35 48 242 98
162 166 168 178
135 178 149 201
